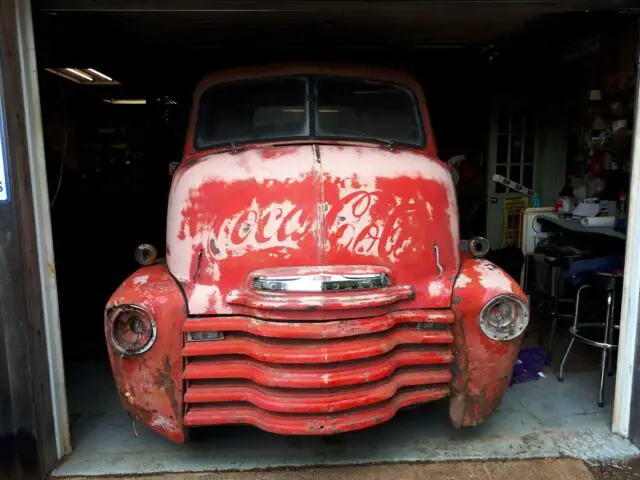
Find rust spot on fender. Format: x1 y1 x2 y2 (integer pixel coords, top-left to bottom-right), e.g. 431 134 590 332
452 297 463 304
155 356 180 422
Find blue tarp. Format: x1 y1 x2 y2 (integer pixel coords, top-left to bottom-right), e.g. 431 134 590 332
511 346 549 385
568 255 624 286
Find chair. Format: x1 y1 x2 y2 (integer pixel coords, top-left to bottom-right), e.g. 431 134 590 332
557 269 623 407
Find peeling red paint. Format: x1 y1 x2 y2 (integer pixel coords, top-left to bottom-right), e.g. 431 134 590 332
449 258 527 427
166 145 458 316
105 265 186 443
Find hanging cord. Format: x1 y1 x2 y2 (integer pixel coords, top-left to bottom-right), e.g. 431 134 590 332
50 78 68 208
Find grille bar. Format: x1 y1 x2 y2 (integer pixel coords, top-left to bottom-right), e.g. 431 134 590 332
183 347 453 388
184 368 452 413
182 310 454 338
183 386 450 434
183 328 452 363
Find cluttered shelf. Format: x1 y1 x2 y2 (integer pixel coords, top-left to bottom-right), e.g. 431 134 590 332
520 207 627 256
534 212 626 240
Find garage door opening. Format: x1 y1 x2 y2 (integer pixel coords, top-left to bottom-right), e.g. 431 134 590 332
25 3 640 476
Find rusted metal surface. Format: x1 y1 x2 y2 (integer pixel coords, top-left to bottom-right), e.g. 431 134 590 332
449 258 527 427
104 64 526 441
105 264 186 443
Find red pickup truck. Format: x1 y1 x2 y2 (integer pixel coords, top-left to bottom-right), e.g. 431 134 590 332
105 64 528 443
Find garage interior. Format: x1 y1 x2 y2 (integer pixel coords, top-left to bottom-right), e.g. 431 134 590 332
32 2 640 476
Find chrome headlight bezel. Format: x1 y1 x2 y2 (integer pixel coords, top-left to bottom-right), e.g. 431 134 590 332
107 304 157 357
479 294 529 341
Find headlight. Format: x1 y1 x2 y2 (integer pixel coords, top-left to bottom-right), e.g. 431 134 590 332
479 295 529 341
107 305 157 356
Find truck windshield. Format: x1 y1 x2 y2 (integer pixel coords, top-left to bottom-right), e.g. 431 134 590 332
195 76 424 149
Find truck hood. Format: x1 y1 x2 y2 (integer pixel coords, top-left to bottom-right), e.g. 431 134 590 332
166 144 460 316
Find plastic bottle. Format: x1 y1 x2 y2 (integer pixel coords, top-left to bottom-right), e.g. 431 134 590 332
615 191 628 233
618 191 628 219
532 195 541 208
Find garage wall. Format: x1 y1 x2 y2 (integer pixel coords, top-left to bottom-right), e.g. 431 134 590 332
536 106 568 206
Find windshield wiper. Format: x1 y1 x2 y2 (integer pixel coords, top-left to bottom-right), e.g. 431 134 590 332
333 129 396 151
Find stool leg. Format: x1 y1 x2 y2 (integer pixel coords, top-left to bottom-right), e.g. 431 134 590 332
522 255 530 293
558 337 574 381
607 294 616 377
598 349 608 408
547 267 560 359
599 290 614 408
558 284 588 382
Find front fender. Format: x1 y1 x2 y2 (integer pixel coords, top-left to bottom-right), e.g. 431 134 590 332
105 262 187 443
449 258 527 427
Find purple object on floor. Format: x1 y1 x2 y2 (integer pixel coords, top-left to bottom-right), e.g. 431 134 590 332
511 346 550 385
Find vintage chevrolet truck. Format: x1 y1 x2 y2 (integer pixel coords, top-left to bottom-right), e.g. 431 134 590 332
105 64 529 443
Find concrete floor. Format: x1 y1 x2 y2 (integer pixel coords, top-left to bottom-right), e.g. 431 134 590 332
52 352 638 477
58 458 595 480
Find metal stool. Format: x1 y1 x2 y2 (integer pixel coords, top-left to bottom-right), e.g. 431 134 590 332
557 269 622 407
543 253 585 358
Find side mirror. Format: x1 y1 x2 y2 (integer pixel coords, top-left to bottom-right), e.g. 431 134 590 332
135 244 158 266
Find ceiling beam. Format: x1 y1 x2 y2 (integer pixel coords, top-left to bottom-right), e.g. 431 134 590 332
34 0 634 13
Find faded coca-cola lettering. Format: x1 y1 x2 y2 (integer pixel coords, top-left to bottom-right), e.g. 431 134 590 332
207 191 430 261
325 191 428 261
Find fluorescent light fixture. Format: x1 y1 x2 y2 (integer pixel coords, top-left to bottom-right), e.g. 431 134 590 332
280 108 338 113
45 67 120 85
65 68 94 82
103 99 146 105
87 68 113 82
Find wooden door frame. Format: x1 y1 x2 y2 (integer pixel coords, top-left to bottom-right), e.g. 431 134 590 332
0 0 69 478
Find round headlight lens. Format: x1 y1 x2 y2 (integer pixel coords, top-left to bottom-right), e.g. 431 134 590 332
479 295 529 341
107 305 157 356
